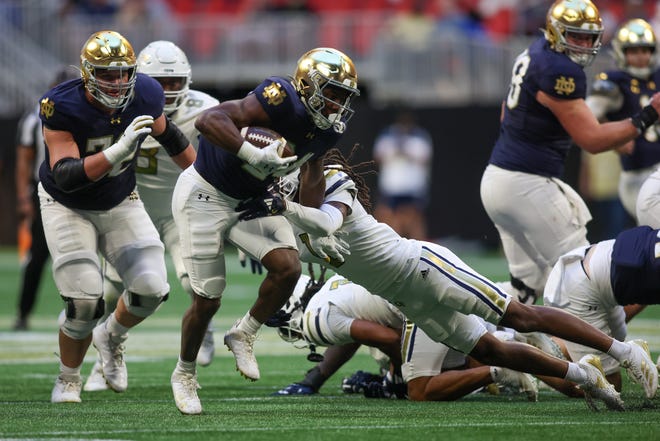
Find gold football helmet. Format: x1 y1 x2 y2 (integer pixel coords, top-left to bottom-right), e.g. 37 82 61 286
293 47 359 132
137 40 191 114
545 0 603 67
80 30 137 110
612 19 657 78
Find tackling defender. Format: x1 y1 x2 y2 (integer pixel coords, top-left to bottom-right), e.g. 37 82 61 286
41 31 195 403
236 148 658 411
83 40 220 392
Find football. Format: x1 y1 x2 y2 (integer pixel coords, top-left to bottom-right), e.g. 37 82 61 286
240 126 293 157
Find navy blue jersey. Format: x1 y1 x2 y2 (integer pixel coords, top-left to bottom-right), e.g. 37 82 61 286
38 74 164 210
194 76 343 199
593 69 660 171
610 225 660 305
489 37 587 178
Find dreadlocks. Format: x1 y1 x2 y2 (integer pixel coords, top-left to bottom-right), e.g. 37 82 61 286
322 144 375 213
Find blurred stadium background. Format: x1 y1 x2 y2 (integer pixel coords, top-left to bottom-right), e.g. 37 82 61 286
0 0 656 248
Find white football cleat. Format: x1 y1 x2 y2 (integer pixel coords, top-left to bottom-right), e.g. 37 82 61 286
197 326 215 367
490 366 538 402
92 324 128 392
578 354 624 411
83 357 109 392
171 370 202 415
620 339 658 399
224 320 260 381
51 374 82 403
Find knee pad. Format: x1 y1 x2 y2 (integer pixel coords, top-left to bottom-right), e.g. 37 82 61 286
52 251 103 297
129 270 169 297
122 290 169 318
60 297 105 339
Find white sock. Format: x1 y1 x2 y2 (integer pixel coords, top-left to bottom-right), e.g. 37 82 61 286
60 360 82 378
175 357 196 374
606 339 630 361
564 362 588 384
236 312 261 335
105 312 130 339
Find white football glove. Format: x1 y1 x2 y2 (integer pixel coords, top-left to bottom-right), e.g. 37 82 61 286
237 139 298 179
299 232 350 267
103 115 154 165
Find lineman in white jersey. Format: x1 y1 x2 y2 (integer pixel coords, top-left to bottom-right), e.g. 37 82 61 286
236 148 658 410
85 41 220 391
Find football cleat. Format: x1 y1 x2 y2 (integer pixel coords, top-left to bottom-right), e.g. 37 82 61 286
620 339 658 399
518 332 566 360
272 383 316 396
171 370 202 415
341 370 383 394
578 354 625 411
83 357 109 392
51 374 82 403
197 326 215 367
92 324 128 392
224 321 260 381
490 366 538 402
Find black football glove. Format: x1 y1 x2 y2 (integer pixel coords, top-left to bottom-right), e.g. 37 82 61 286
236 190 286 221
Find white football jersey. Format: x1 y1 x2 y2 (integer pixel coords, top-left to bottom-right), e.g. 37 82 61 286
296 169 421 296
136 89 218 220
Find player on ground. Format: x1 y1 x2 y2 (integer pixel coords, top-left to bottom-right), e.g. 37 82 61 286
42 30 195 403
544 224 660 391
170 47 360 414
236 148 658 411
480 0 660 305
83 40 219 392
586 19 660 220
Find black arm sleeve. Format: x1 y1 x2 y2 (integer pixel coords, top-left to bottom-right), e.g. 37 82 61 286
52 157 92 193
153 117 190 156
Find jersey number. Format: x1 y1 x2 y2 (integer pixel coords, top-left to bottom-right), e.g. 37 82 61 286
86 135 132 177
136 147 158 175
506 50 531 110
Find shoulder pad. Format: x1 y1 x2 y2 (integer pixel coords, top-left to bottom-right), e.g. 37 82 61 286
324 168 357 200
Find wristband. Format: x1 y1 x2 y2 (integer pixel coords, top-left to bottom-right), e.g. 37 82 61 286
631 105 659 134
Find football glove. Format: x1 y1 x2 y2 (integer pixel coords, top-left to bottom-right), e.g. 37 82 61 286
235 190 286 221
237 139 297 179
298 232 350 267
103 114 154 165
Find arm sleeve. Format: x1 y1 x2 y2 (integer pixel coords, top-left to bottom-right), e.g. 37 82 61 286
606 305 627 342
283 201 344 236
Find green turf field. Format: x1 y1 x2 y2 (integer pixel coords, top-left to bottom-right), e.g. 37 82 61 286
1 246 659 440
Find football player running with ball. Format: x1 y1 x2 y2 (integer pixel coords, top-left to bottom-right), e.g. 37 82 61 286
41 31 195 403
480 0 660 306
170 47 360 414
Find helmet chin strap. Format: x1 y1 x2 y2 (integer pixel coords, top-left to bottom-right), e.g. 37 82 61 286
627 65 652 79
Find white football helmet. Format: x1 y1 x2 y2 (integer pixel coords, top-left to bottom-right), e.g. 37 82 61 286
273 274 311 342
137 40 191 114
80 30 137 110
611 19 657 79
544 0 603 67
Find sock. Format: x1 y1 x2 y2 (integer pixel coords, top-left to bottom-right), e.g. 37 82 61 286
175 357 196 374
60 360 82 378
236 312 261 335
564 362 587 384
105 312 129 340
606 339 630 361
